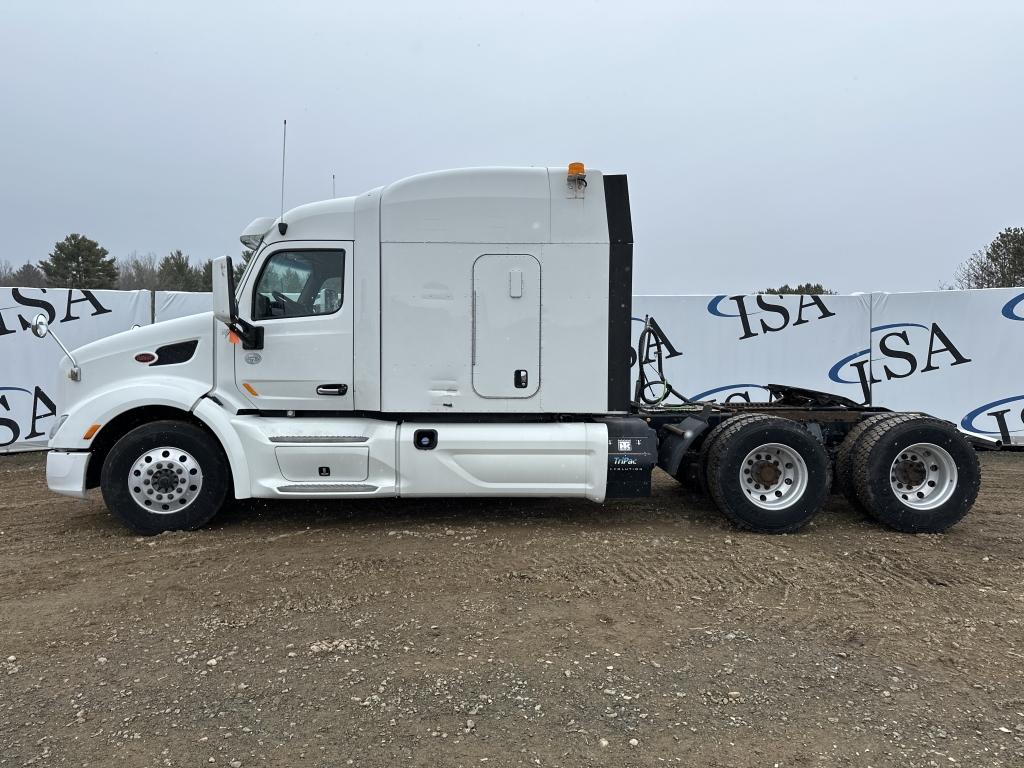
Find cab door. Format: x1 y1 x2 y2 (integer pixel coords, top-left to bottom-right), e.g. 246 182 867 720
234 243 353 411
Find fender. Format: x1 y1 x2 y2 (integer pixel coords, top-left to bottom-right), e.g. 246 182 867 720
51 379 213 451
192 398 251 499
50 378 252 500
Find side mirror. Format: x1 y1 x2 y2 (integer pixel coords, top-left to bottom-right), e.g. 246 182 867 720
30 313 82 381
211 254 264 351
212 255 236 325
31 313 49 339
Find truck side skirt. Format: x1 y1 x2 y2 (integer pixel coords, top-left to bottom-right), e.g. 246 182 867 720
224 415 610 502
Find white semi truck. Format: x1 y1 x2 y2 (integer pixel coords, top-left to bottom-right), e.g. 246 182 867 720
37 165 982 535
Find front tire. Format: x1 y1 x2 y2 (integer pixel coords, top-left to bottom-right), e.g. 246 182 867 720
100 420 229 535
705 416 832 533
851 417 980 533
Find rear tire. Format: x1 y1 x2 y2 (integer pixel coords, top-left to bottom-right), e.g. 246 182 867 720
851 417 980 533
834 412 904 505
100 420 230 535
683 413 774 492
705 416 832 533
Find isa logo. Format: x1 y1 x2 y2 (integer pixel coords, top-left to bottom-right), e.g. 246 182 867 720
961 395 1024 443
707 294 836 341
827 322 971 403
1001 291 1024 321
630 316 682 367
0 385 57 447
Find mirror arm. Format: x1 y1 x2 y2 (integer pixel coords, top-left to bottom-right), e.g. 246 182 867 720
49 331 82 381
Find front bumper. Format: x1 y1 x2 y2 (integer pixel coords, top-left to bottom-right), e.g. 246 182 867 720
46 451 90 499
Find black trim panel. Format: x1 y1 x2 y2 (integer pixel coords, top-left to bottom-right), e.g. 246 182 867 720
604 174 633 244
236 409 612 422
604 174 634 412
152 339 199 366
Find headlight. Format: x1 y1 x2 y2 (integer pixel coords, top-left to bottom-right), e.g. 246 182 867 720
49 414 69 439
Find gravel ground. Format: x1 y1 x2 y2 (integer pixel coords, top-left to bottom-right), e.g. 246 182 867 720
1 450 1022 768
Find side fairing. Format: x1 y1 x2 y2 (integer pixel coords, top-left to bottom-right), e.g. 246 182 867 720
376 168 613 414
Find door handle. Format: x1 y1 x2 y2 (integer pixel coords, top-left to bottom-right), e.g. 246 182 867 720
316 383 348 396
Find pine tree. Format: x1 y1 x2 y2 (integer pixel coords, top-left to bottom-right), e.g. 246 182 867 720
39 234 119 289
234 249 254 283
200 260 213 291
759 282 836 295
157 250 203 291
12 263 47 288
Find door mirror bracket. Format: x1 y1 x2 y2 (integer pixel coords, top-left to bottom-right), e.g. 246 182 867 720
236 319 264 350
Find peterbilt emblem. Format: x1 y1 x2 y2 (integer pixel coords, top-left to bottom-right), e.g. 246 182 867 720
244 352 262 365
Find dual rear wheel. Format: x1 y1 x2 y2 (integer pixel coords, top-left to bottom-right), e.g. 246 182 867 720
703 415 832 534
841 415 980 532
697 413 980 534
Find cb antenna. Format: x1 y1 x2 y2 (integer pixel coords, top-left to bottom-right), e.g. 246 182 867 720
332 173 336 199
278 119 288 235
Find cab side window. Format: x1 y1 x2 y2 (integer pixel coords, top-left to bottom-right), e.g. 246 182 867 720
252 250 344 320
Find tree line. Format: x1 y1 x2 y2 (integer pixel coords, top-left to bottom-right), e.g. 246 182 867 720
758 227 1024 294
0 233 253 291
2 228 1022 293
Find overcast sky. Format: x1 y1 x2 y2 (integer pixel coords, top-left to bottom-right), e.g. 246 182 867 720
2 1 1022 294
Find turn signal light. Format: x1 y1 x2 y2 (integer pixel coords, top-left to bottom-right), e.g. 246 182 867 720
83 423 101 440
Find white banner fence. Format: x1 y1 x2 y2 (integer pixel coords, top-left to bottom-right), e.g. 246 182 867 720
2 287 1021 452
633 288 1024 446
1 289 150 452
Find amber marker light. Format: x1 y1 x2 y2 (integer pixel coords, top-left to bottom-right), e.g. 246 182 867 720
83 424 101 440
243 382 259 396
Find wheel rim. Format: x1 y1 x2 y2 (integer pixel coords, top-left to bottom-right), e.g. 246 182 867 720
739 443 808 510
128 446 204 514
889 442 957 510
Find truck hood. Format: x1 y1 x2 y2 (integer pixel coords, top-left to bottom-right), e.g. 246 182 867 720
57 312 216 416
71 311 215 365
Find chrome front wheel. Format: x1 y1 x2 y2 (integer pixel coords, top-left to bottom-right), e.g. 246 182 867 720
101 421 228 535
128 447 205 513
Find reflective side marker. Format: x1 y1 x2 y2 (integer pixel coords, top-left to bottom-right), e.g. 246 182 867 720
83 423 101 439
243 382 259 396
